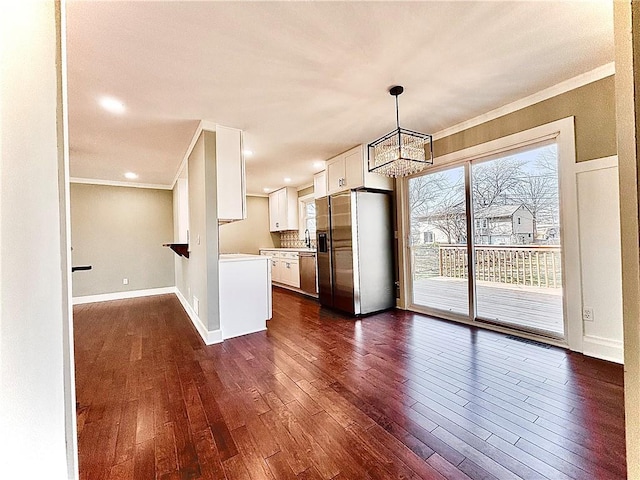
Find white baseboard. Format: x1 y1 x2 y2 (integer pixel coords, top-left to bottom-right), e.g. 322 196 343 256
72 286 175 305
583 335 624 364
173 288 222 345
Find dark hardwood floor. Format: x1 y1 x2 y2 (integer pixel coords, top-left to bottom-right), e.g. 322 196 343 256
74 288 626 480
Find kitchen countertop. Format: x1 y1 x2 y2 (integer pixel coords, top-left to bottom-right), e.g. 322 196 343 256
259 247 316 252
219 254 268 262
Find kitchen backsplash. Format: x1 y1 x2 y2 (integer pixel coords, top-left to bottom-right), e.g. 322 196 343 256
280 230 317 249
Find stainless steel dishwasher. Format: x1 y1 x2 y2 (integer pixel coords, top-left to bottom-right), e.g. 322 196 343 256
298 251 317 295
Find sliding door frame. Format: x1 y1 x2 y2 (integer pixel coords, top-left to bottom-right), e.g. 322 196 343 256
399 117 582 351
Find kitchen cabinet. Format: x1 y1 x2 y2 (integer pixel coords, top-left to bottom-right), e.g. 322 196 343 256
313 170 327 199
260 250 302 289
268 187 298 232
215 125 246 222
261 250 281 282
281 253 300 288
325 144 393 195
274 257 285 284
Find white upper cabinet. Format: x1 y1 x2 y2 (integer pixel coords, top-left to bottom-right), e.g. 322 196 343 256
326 156 345 194
175 176 189 243
216 125 246 222
269 187 298 232
313 171 327 199
325 144 393 195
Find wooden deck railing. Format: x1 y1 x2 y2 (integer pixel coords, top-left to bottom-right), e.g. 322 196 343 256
411 244 562 288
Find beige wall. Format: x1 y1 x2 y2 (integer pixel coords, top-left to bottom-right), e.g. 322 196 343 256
298 185 314 197
434 76 617 163
70 184 175 297
174 131 223 333
175 133 208 330
219 196 279 254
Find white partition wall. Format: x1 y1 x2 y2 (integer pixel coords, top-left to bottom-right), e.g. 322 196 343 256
1 1 77 478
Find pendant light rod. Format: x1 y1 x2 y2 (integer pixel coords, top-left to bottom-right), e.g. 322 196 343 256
395 95 400 130
389 85 404 130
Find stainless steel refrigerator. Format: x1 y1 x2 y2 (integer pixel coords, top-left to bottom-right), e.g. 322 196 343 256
316 190 395 315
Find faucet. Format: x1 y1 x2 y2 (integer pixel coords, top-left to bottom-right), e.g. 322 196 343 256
304 228 311 249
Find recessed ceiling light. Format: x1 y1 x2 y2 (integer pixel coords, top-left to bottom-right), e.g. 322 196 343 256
263 187 271 192
313 161 324 169
99 96 125 114
243 149 253 157
124 172 138 179
284 177 291 183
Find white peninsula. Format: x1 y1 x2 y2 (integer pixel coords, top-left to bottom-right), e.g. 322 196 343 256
219 254 272 339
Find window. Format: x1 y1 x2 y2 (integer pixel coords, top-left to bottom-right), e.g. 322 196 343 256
423 231 434 243
298 193 316 241
518 217 521 224
305 201 316 234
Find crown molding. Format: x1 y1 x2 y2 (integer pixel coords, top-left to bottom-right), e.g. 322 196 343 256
432 62 615 141
70 177 172 190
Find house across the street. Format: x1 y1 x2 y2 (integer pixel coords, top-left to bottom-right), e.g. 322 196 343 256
415 203 535 246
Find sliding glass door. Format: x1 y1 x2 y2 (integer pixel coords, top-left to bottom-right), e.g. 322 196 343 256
471 144 563 336
408 143 565 339
408 165 469 316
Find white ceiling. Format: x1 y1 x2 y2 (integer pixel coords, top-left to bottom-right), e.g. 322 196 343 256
66 1 614 195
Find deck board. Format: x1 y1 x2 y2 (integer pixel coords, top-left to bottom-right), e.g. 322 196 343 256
413 277 564 335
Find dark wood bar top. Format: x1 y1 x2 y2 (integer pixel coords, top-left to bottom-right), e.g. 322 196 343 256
163 243 189 258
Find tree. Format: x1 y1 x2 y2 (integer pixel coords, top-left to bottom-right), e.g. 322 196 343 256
407 145 560 246
408 172 452 243
428 186 466 244
515 147 559 238
408 172 448 218
472 156 526 208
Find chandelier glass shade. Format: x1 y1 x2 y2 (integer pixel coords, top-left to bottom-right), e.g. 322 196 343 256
368 86 433 178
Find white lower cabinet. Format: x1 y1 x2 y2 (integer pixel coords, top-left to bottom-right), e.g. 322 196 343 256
260 250 300 288
282 256 300 288
271 257 282 283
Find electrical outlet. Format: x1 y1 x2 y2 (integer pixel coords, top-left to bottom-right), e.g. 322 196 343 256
583 307 594 322
123 278 129 285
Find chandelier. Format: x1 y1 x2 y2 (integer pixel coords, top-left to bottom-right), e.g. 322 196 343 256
367 86 433 178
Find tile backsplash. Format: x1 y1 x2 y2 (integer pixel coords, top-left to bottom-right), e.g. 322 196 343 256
280 230 317 249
